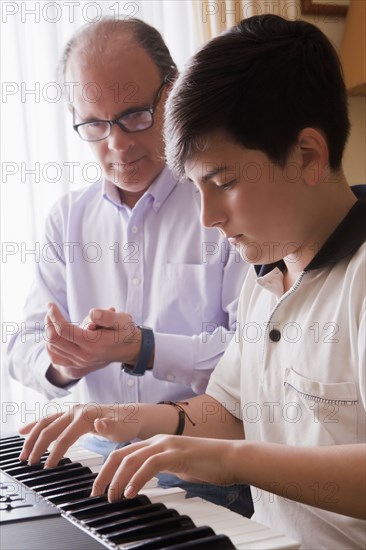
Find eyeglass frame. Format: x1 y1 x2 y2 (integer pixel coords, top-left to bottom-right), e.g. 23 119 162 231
72 75 170 142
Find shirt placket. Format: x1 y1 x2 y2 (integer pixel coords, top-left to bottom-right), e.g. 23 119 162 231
119 198 149 400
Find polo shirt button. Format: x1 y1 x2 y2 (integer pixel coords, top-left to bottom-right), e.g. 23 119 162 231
127 379 134 387
269 329 281 342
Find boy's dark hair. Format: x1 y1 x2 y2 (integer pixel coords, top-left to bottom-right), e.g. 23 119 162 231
165 15 350 178
58 17 178 83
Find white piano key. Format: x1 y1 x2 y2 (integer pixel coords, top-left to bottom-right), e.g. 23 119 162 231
66 446 104 468
143 486 299 550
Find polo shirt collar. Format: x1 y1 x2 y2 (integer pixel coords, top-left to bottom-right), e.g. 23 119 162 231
255 185 366 277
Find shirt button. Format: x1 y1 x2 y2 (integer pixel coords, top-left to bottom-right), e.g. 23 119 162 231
167 374 176 382
269 329 281 342
132 277 140 286
131 225 139 234
127 379 134 387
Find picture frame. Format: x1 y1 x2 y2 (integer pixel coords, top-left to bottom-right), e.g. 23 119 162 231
301 0 349 16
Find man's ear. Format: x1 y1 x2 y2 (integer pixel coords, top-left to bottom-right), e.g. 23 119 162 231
297 128 329 186
164 72 179 95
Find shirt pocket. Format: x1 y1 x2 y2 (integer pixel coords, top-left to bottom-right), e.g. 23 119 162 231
283 368 358 446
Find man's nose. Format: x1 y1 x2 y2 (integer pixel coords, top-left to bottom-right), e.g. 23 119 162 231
107 123 134 152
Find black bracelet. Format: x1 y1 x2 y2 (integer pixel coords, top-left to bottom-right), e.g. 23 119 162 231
158 401 196 436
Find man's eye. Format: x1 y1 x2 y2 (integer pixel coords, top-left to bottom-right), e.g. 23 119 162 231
123 111 147 120
86 121 105 128
119 110 152 131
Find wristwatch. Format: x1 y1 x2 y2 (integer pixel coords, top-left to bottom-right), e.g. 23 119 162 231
121 326 155 376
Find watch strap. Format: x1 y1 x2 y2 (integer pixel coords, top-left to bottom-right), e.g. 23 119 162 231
121 326 154 376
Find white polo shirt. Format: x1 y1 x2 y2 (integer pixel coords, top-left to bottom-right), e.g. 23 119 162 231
207 191 366 549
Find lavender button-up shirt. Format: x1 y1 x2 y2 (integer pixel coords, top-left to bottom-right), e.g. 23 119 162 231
8 166 249 405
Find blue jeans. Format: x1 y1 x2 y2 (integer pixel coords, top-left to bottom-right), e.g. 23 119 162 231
82 435 254 518
157 473 253 518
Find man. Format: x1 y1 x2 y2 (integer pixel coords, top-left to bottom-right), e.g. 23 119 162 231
8 18 252 515
19 14 366 549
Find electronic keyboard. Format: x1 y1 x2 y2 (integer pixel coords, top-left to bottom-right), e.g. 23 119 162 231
0 435 299 549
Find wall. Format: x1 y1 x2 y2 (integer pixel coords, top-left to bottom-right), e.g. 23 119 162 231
300 2 366 184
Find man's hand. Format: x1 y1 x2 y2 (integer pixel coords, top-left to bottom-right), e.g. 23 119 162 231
45 303 142 383
18 403 142 467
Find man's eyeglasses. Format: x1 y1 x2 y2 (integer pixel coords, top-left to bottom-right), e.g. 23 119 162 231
72 78 169 142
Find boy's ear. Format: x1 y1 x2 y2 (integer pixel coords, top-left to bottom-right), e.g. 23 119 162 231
297 128 329 186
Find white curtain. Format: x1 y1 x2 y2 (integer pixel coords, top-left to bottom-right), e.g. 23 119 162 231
1 0 198 434
193 0 300 42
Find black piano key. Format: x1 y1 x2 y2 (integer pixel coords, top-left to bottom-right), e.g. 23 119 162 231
0 435 25 445
48 484 96 505
0 450 26 463
4 457 71 477
1 459 28 471
14 461 81 481
4 463 45 476
0 436 25 448
94 508 179 535
167 535 236 549
83 503 167 528
124 526 218 550
60 495 109 512
0 441 24 453
30 471 96 493
0 453 51 470
65 495 150 519
106 515 195 544
38 473 98 497
15 464 89 486
26 466 93 490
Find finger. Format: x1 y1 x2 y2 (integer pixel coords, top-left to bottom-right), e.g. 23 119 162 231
44 314 63 345
44 415 90 468
94 417 129 442
89 308 132 329
47 349 80 368
18 420 38 436
19 412 65 462
46 303 67 333
122 451 176 499
47 338 81 363
91 446 133 497
92 439 151 499
47 303 84 344
45 318 81 364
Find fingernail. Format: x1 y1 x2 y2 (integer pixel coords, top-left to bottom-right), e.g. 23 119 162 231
92 309 102 319
124 484 135 498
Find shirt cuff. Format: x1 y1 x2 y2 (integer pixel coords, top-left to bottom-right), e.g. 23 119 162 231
36 348 76 399
152 332 195 386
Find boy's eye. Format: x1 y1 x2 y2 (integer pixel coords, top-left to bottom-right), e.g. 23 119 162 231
218 180 236 190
